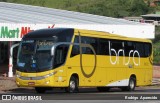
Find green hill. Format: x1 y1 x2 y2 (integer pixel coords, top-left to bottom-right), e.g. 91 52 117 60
2 0 154 18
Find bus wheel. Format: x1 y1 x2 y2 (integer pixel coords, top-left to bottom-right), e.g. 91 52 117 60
128 77 136 91
97 87 110 92
65 76 78 93
121 77 136 91
35 87 46 93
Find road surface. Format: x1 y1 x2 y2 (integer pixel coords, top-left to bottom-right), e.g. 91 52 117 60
0 86 160 103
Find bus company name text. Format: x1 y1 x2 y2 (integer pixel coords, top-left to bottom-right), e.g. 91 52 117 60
109 41 140 66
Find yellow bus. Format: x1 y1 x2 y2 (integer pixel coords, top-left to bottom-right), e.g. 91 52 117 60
16 28 153 93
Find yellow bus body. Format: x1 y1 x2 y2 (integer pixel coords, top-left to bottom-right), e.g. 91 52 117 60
16 28 153 89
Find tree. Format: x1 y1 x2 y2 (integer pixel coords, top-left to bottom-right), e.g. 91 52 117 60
74 0 150 18
0 0 7 2
129 0 149 16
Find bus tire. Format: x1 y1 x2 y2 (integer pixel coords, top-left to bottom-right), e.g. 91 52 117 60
97 87 110 92
35 87 46 93
128 77 136 91
121 77 136 91
65 76 78 93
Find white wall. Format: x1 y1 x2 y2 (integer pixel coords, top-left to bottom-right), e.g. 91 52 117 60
0 23 155 41
55 24 155 39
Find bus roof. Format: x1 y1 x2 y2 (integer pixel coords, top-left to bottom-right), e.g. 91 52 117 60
22 28 151 43
23 28 74 39
74 29 152 43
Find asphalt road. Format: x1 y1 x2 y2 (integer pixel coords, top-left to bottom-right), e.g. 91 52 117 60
0 86 160 103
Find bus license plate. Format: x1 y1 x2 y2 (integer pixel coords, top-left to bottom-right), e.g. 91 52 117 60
28 82 35 86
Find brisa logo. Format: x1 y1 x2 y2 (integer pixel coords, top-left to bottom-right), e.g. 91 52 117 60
109 41 140 66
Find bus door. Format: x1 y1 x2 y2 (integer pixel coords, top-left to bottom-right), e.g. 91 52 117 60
54 44 70 77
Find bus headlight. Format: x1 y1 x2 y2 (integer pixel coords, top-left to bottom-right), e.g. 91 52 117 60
44 74 50 78
44 71 57 78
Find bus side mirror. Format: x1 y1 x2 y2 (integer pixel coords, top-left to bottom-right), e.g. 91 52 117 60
51 46 55 56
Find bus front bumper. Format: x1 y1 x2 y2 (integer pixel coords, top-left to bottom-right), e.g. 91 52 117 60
15 71 58 87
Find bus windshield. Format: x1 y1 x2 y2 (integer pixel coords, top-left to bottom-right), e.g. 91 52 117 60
17 29 74 72
17 40 54 72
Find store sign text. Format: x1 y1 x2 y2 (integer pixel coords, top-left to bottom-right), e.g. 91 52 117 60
0 26 34 38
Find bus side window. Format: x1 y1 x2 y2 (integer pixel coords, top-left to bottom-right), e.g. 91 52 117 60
70 36 80 57
144 43 152 57
135 43 145 57
81 36 98 54
54 45 69 68
99 39 109 55
71 45 80 57
110 40 123 56
124 41 134 56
